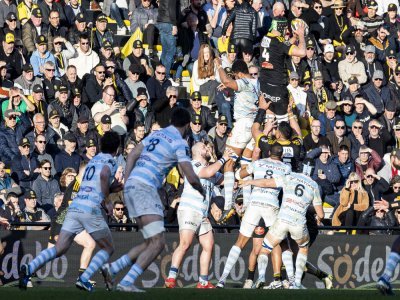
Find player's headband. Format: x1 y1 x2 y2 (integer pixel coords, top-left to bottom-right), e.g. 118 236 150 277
270 17 288 35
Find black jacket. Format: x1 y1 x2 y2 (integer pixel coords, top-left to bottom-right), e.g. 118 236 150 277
157 0 181 25
82 74 103 106
153 96 177 128
222 1 257 41
187 106 216 132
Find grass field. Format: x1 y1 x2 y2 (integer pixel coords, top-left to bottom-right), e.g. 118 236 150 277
0 287 396 300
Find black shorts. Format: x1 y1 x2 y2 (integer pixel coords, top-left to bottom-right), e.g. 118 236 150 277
252 218 268 238
48 223 62 245
259 81 289 116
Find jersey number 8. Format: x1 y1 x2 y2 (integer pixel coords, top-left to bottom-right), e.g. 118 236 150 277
147 138 160 152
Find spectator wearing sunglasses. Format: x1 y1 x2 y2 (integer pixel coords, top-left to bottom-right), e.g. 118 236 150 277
362 70 392 116
32 159 61 212
355 145 382 180
110 200 133 232
146 63 172 106
367 119 392 158
125 64 148 99
187 91 216 132
32 133 56 176
326 119 351 155
361 45 385 85
363 168 390 206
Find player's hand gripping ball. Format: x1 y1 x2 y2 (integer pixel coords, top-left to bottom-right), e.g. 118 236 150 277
291 18 309 36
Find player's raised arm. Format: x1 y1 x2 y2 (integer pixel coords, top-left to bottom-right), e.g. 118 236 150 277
198 148 233 179
124 143 144 183
215 57 238 91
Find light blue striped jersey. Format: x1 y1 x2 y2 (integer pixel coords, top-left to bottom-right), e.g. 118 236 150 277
128 126 191 189
275 172 322 225
179 160 223 217
247 158 291 207
70 153 118 211
234 77 260 120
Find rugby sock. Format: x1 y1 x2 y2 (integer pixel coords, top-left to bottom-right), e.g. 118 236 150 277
257 254 269 282
295 253 307 286
273 272 281 282
381 252 400 282
224 172 234 210
119 263 144 287
199 275 208 285
247 269 256 281
78 268 86 277
305 261 327 280
282 250 294 281
80 250 109 282
240 157 252 207
28 247 57 274
168 266 179 279
110 254 132 275
219 245 241 282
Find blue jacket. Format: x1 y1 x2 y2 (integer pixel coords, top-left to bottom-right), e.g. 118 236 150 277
306 148 341 184
54 150 82 177
332 156 355 190
30 50 60 77
11 154 40 188
362 83 392 115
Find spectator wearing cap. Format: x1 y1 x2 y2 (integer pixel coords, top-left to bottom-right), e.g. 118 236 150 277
152 85 178 128
39 0 67 26
25 112 58 154
23 188 51 230
73 114 99 156
378 149 400 184
91 85 128 135
384 3 399 37
362 0 384 34
0 32 23 80
383 48 398 80
125 64 148 99
92 13 119 54
0 109 31 167
353 94 377 131
362 45 385 84
388 64 400 113
28 84 48 119
130 0 159 56
122 40 153 83
146 63 172 105
321 44 340 92
366 119 392 157
287 54 311 88
32 159 60 212
104 59 134 104
82 138 98 163
67 12 91 46
68 33 100 79
0 0 17 28
368 25 392 64
337 96 356 129
187 91 216 132
51 36 76 77
128 87 155 133
318 100 340 136
71 87 94 129
10 137 40 188
362 69 392 115
61 65 82 93
81 63 109 107
208 115 228 159
2 86 35 120
305 37 322 78
287 71 307 118
221 44 237 69
378 1 400 17
64 0 86 27
338 44 367 87
22 8 52 54
48 85 78 130
99 41 121 70
47 109 68 140
30 34 59 77
340 75 366 102
306 71 335 119
187 114 210 148
1 11 22 42
32 133 56 176
54 132 82 176
327 0 350 47
378 100 397 136
14 64 43 98
98 114 112 136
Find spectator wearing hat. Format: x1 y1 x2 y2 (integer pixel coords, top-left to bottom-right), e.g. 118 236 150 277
337 96 356 129
22 8 52 55
10 137 40 188
287 54 311 88
2 86 35 120
0 32 23 80
362 45 385 84
0 110 31 167
81 63 111 108
67 13 91 46
14 64 42 98
97 114 112 136
39 0 67 27
378 101 397 136
366 119 392 157
123 39 153 83
378 148 400 184
305 37 322 78
362 0 384 34
187 114 210 148
54 132 81 176
91 85 128 135
318 100 340 136
340 76 365 102
130 0 159 57
125 64 148 99
353 94 377 131
187 91 216 132
307 71 335 119
32 159 60 212
48 84 78 129
152 85 178 128
368 25 392 64
104 59 134 104
73 114 99 156
71 87 94 129
51 36 76 77
82 138 98 163
23 188 51 230
64 0 87 27
338 44 367 87
221 44 237 69
1 11 22 42
92 13 119 54
328 0 350 47
208 115 228 159
28 84 48 119
129 87 155 133
68 33 100 79
384 3 399 37
383 48 398 80
99 41 122 70
31 133 56 176
362 69 392 115
321 44 340 92
61 65 82 93
30 34 59 77
0 0 17 28
47 109 68 141
146 63 172 105
378 1 400 17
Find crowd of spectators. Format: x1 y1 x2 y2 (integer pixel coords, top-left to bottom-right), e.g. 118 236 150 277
1 0 400 235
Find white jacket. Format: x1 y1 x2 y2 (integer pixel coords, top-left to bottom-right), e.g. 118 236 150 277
68 47 100 79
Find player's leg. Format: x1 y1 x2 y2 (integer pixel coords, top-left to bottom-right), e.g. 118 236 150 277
265 244 283 289
292 226 310 289
223 159 235 210
244 235 263 288
281 239 295 286
197 223 214 288
74 230 96 278
377 236 400 295
240 143 254 208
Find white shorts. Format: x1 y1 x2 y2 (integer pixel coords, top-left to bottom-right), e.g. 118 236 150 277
268 218 309 242
177 209 212 236
227 118 253 149
124 181 164 218
240 204 279 237
62 208 109 235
